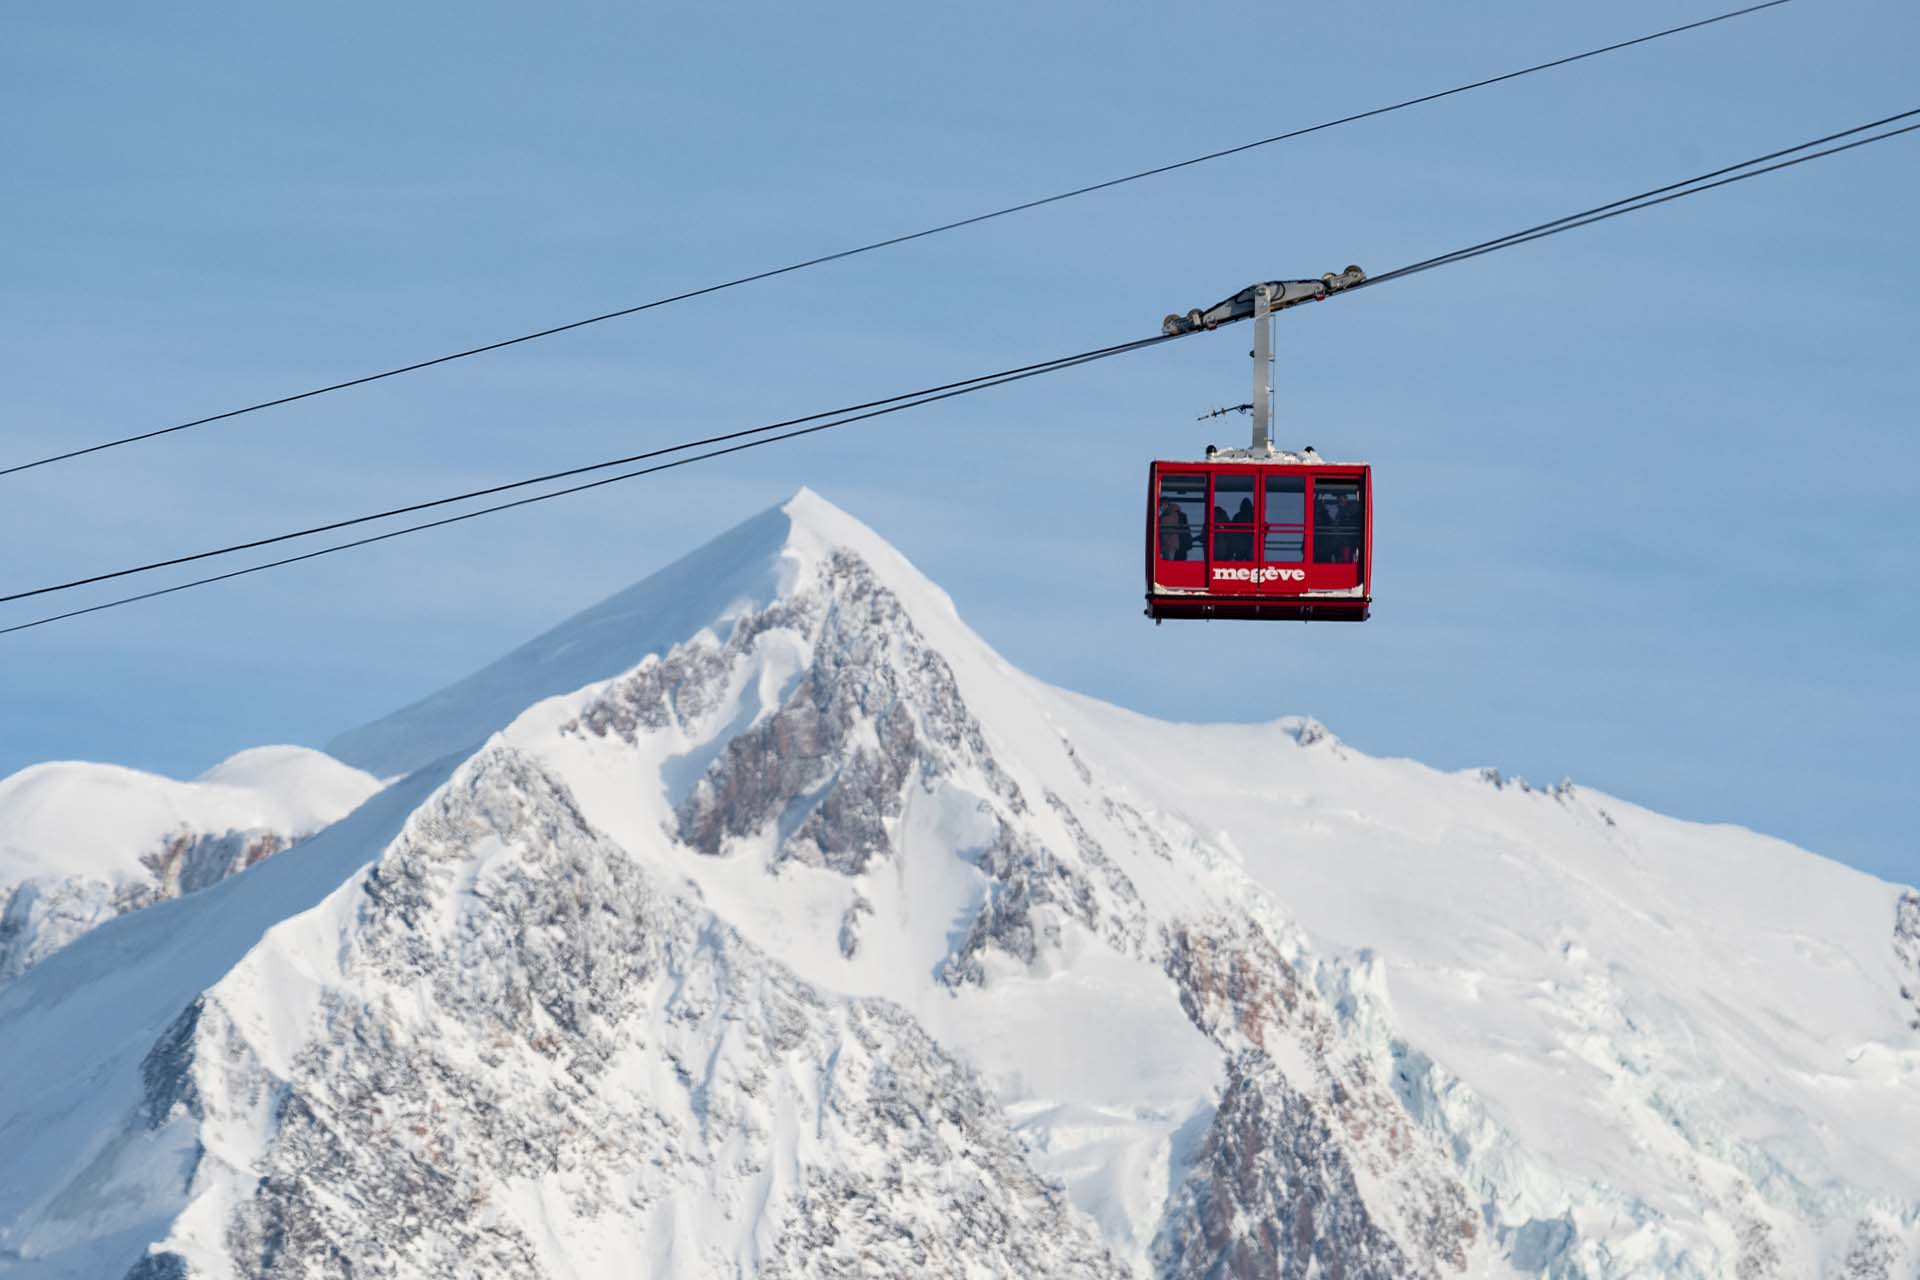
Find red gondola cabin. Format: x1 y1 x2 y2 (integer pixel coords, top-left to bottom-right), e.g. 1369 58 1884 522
1145 450 1371 622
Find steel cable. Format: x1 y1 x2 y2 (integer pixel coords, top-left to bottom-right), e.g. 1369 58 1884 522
1359 108 1920 288
0 335 1175 607
0 335 1185 637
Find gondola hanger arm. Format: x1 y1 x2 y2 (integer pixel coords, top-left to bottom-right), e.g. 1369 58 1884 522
1161 266 1366 336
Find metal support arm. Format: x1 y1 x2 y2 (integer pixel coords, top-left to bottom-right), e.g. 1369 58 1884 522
1161 266 1365 336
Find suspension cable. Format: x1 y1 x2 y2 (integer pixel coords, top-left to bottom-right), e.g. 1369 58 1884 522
0 335 1173 607
0 336 1184 637
1360 108 1920 288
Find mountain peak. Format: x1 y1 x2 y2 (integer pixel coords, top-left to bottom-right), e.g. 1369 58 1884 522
326 489 958 780
781 482 831 519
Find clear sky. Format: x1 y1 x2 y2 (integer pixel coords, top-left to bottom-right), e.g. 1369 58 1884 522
3 2 1915 883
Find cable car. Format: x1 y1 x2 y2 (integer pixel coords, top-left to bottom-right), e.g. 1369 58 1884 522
1145 271 1373 623
1146 449 1370 621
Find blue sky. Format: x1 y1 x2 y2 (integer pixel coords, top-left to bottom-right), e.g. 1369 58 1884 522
3 2 1915 883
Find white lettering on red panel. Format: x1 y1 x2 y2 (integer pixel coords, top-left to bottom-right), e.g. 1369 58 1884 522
1211 566 1306 583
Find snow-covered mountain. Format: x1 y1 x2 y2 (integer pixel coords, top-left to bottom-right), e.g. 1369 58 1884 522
2 490 1915 1279
0 747 382 989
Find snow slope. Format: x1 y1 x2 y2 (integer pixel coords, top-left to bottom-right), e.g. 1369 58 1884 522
325 505 800 780
0 747 383 987
2 490 1914 1279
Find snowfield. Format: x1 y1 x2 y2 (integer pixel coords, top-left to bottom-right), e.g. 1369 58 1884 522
1 490 1914 1279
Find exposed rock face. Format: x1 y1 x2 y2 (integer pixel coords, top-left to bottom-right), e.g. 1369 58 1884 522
939 820 1108 987
1839 1219 1902 1280
1160 919 1476 1278
1895 889 1920 1031
1155 1052 1414 1280
145 829 289 897
658 552 1025 873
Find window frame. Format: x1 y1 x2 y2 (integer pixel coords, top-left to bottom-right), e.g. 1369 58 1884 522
1209 472 1258 564
1259 473 1307 566
1308 474 1365 569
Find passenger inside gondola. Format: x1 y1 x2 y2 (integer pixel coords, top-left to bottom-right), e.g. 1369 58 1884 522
1214 476 1255 562
1156 498 1189 559
1157 474 1206 560
1314 481 1363 564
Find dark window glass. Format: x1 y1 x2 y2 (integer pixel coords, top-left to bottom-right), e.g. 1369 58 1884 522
1157 474 1206 561
1212 474 1256 562
1313 478 1363 565
1262 475 1305 563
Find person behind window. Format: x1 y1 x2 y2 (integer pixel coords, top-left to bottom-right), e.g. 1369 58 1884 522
1157 498 1191 560
1315 490 1354 564
1233 497 1255 560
